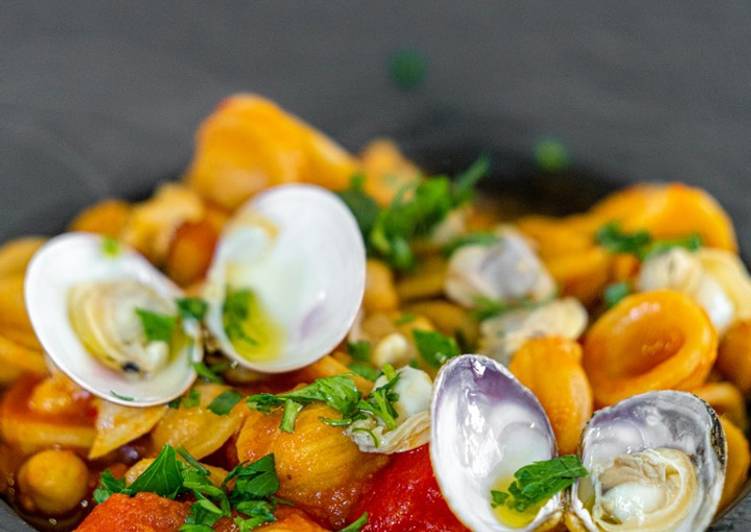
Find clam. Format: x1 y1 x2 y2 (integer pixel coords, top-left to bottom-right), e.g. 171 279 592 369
347 366 432 454
25 233 202 406
203 184 365 372
637 248 734 334
570 391 726 531
479 297 588 365
431 355 727 532
431 354 562 531
445 227 555 308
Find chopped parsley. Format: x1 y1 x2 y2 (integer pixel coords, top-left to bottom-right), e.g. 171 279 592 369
339 512 368 532
177 297 208 321
412 329 460 368
110 390 134 402
394 312 416 325
442 231 498 256
223 287 258 347
208 390 243 416
471 296 545 322
347 341 372 363
389 49 427 90
93 444 282 531
135 308 176 343
348 362 380 381
192 362 224 384
101 236 121 257
247 368 401 433
181 389 201 409
534 138 570 172
603 282 631 309
337 174 380 239
596 222 702 260
352 157 490 271
490 455 588 513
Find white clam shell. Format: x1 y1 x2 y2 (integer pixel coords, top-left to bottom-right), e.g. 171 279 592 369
571 390 726 532
25 233 201 406
431 354 561 531
204 184 365 373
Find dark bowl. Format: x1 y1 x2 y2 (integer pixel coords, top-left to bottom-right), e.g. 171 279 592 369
2 2 751 530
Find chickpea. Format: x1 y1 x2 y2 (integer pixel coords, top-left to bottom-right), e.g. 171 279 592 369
17 450 88 515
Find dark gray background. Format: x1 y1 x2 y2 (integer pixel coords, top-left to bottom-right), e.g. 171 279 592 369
2 1 751 530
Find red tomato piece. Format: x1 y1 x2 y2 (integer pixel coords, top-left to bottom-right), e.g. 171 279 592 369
349 444 468 532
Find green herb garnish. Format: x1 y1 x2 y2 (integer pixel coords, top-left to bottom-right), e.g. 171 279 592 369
93 444 282 531
490 489 509 508
596 222 702 260
347 340 372 363
177 297 208 321
193 361 224 384
223 287 258 347
101 236 121 257
442 231 498 256
412 329 460 368
248 368 401 433
337 174 381 238
135 308 176 343
339 512 368 532
110 390 134 402
490 455 588 513
394 312 416 325
603 282 631 309
208 390 243 416
181 388 201 408
389 49 427 90
348 362 380 381
471 296 548 322
534 138 570 172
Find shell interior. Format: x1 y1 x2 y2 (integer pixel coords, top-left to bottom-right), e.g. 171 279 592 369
24 233 201 406
572 390 726 531
431 354 561 531
204 184 365 373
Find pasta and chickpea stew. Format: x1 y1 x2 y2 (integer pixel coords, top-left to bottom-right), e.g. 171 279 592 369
0 94 749 532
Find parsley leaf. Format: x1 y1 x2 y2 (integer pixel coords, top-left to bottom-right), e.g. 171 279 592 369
596 222 702 260
177 297 208 321
471 296 545 322
135 308 176 343
248 369 402 433
348 362 380 381
347 341 372 363
413 329 460 368
129 444 184 498
223 287 258 347
93 470 127 504
181 389 201 408
389 49 427 90
193 361 223 383
339 512 368 532
225 454 280 500
534 138 569 172
101 236 121 257
603 282 631 309
452 155 490 205
337 174 381 238
442 231 498 256
642 233 702 260
596 222 651 255
394 312 416 325
248 375 361 432
491 455 588 513
490 490 509 508
208 390 243 416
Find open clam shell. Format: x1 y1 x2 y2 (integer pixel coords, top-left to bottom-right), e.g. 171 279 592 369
25 233 202 406
431 354 562 531
570 391 726 531
203 184 365 373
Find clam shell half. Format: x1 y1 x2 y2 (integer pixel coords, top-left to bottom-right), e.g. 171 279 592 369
571 391 726 532
25 233 201 406
431 354 562 531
